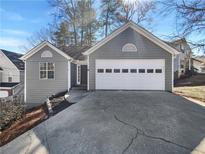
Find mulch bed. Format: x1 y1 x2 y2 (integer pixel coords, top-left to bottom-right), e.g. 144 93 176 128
174 74 205 87
0 97 74 147
0 104 48 146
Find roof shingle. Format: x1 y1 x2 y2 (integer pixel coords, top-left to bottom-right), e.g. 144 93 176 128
1 49 24 70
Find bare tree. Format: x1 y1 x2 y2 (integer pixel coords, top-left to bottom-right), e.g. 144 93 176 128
115 0 155 24
100 0 119 37
160 0 205 54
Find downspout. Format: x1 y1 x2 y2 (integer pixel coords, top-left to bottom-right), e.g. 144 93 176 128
87 55 89 91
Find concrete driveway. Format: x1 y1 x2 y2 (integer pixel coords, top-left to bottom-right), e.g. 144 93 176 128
1 91 205 154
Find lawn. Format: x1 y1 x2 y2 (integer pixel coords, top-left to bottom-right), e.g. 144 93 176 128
174 74 205 102
174 86 205 102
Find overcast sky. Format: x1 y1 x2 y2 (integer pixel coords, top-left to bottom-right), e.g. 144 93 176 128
0 0 203 55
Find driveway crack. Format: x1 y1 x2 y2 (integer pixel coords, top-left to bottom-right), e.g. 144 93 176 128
114 115 141 154
114 114 204 154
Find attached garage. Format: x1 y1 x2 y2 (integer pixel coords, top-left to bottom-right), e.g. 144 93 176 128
96 59 165 90
83 21 179 91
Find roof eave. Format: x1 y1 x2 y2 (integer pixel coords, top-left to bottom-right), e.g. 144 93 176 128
83 21 179 56
20 41 73 61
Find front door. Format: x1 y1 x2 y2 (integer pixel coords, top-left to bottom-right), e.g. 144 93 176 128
81 65 87 85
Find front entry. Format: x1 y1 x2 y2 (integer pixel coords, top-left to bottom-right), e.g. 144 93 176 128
80 65 87 85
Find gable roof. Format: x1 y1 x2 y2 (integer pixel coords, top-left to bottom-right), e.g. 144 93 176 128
20 41 73 61
1 49 24 70
83 21 179 56
60 45 91 60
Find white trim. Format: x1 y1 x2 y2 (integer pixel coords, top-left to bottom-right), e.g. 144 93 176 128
0 87 12 90
87 55 90 91
24 61 27 103
76 64 81 85
20 41 73 61
122 43 137 52
172 55 174 92
83 21 179 56
39 62 55 80
41 50 53 58
72 60 87 65
68 61 71 90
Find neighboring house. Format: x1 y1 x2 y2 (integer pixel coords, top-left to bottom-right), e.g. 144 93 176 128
192 57 205 73
0 49 24 97
167 38 192 79
21 21 179 108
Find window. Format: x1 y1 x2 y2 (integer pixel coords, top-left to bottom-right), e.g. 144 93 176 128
77 65 81 84
130 69 137 73
147 69 154 73
181 65 184 68
106 69 112 73
122 69 128 73
97 69 104 73
122 43 137 52
114 69 120 73
155 69 162 73
41 50 53 58
8 77 12 82
139 69 145 73
40 62 55 79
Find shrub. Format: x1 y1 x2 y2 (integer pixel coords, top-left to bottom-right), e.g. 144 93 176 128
0 95 25 131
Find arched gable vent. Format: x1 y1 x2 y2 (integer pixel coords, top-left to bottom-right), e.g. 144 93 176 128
122 43 137 52
41 50 53 58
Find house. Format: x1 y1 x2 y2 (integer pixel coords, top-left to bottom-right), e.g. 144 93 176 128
20 21 179 108
192 57 205 73
0 49 24 97
167 38 192 79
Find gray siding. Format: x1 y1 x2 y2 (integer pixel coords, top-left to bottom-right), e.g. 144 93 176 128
71 63 77 87
89 28 173 91
20 70 24 83
26 46 68 107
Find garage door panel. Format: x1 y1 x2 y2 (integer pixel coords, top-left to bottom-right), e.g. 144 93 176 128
96 59 165 90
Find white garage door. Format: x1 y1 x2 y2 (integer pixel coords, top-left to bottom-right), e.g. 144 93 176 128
96 59 165 90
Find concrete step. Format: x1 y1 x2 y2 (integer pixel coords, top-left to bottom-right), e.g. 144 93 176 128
71 85 87 90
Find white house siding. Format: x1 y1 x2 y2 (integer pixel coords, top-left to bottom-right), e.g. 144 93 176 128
0 50 20 82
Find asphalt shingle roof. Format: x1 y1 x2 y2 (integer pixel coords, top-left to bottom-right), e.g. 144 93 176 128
1 49 24 70
0 82 19 88
60 45 91 60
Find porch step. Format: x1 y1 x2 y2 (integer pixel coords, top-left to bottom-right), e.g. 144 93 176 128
71 85 87 90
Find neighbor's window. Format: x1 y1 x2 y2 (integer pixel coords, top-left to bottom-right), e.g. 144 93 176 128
147 69 154 73
8 77 12 82
155 69 162 73
106 69 112 73
139 69 145 73
40 62 55 79
97 69 104 73
130 69 137 73
122 69 128 73
114 69 120 73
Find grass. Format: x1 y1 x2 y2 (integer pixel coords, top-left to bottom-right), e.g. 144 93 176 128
174 86 205 102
